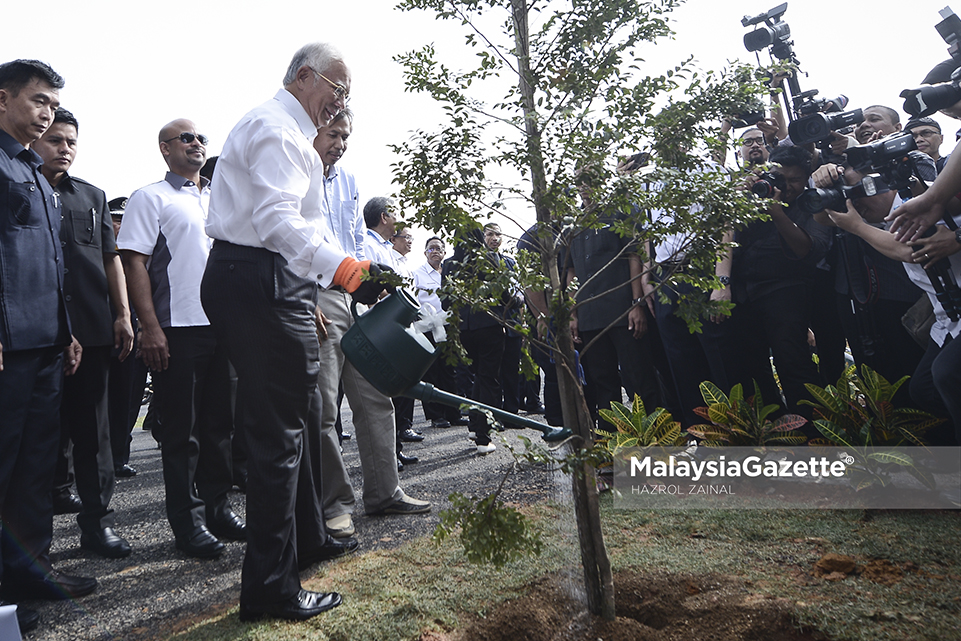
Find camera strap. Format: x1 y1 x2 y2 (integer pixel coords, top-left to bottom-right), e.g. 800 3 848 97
838 231 880 306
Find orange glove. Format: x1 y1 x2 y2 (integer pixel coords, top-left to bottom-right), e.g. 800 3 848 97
333 257 372 292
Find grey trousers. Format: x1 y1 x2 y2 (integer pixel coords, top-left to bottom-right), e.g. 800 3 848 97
317 288 402 516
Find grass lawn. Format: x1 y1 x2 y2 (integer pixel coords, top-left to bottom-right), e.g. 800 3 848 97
164 497 961 641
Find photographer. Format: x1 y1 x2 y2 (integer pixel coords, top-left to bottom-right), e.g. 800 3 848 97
905 117 949 172
731 145 830 423
811 162 927 403
820 177 960 445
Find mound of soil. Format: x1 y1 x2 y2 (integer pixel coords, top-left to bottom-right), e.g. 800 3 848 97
431 570 831 641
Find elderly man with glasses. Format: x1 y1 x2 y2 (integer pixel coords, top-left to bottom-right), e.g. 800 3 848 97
119 118 243 560
201 43 393 622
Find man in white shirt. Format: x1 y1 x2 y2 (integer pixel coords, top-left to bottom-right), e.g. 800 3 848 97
201 43 390 622
412 237 463 429
118 119 242 560
388 224 424 463
312 121 430 544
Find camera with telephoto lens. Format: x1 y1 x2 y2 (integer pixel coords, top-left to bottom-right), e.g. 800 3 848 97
796 175 886 214
901 7 961 117
901 67 961 118
751 170 787 198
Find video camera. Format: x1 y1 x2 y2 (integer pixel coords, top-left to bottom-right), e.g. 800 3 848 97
795 132 924 214
742 3 793 61
901 7 961 117
741 3 859 155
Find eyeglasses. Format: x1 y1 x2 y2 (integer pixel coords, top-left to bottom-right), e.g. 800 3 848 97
740 136 765 147
426 246 445 253
311 69 350 104
910 129 940 138
394 234 413 241
162 132 209 146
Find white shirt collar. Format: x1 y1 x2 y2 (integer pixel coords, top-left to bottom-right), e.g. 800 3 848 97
274 89 319 142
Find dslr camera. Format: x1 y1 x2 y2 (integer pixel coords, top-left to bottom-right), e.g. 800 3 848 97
751 170 787 198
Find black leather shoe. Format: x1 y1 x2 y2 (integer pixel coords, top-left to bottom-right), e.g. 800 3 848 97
114 464 137 478
80 527 132 558
399 428 424 442
4 570 98 601
398 452 419 465
175 526 225 558
207 510 246 541
298 535 359 569
430 418 451 429
450 416 469 426
239 589 342 622
52 492 82 515
340 431 352 440
1 599 39 633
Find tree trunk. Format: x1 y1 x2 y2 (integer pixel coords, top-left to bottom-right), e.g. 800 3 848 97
510 0 615 620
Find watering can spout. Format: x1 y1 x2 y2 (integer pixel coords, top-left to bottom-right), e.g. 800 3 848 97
339 290 571 442
405 382 572 442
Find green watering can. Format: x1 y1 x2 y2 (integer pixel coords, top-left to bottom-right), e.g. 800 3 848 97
340 289 570 442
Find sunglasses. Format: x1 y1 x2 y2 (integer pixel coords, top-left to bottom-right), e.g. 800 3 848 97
163 132 209 146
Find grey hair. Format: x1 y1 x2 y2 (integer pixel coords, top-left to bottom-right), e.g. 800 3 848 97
283 43 344 86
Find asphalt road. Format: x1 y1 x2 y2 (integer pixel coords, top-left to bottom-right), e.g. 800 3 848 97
21 400 558 640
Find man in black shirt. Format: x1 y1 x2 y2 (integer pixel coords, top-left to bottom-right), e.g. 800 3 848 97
34 108 135 558
0 58 96 635
733 145 831 418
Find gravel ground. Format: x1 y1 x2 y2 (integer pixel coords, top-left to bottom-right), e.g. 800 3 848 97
21 401 558 640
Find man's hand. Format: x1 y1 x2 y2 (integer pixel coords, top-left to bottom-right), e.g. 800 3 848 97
709 286 730 324
570 315 581 344
114 316 135 362
886 192 945 242
828 132 856 156
64 335 82 376
314 305 332 343
139 325 170 371
811 163 843 189
757 117 780 143
909 224 961 268
627 304 647 339
825 199 863 233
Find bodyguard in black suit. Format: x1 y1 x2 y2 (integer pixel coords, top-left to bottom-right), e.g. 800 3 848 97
35 108 135 559
0 59 97 636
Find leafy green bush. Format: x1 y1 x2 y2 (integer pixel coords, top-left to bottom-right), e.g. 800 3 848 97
686 381 808 446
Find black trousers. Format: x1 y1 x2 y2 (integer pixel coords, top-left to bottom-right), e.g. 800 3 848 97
911 335 961 446
153 326 234 536
578 326 661 421
202 241 328 606
56 346 117 533
460 325 505 446
838 295 924 408
733 284 820 418
0 347 63 584
499 334 523 414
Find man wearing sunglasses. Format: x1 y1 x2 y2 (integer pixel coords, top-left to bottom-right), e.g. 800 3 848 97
202 42 392 623
118 119 243 561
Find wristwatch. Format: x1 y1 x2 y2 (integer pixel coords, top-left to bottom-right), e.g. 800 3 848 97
718 275 731 286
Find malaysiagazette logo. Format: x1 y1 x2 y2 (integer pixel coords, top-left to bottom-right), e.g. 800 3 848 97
630 453 851 482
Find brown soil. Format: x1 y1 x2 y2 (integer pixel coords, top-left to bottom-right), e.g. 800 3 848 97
426 570 831 641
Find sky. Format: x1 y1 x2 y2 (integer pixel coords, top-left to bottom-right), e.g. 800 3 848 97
4 0 960 267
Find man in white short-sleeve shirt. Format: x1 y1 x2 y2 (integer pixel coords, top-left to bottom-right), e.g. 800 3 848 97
118 119 242 561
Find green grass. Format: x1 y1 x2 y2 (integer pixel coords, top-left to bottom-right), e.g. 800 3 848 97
166 499 961 641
